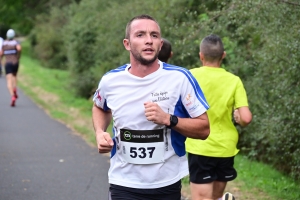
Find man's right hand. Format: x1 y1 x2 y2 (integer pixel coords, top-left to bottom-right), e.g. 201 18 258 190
234 107 252 127
96 131 114 154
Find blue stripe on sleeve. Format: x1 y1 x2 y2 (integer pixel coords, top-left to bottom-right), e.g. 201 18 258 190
104 64 127 76
103 99 110 111
162 63 209 109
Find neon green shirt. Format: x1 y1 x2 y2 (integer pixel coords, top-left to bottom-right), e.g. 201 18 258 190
185 66 249 157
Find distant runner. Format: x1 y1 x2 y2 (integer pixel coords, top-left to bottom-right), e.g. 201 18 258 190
0 36 3 76
0 29 22 107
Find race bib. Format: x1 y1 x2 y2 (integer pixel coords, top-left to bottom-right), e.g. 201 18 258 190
119 129 165 164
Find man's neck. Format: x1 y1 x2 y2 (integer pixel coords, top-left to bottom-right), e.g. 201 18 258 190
202 60 221 68
129 59 160 78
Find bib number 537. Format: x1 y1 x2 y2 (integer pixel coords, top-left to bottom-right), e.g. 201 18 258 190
122 142 164 164
130 147 155 159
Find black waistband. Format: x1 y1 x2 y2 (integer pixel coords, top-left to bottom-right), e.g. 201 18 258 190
110 180 181 195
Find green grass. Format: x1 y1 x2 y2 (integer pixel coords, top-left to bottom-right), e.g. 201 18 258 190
19 39 300 200
19 40 98 145
20 54 92 117
234 155 300 199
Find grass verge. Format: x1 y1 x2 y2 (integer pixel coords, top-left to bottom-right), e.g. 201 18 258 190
19 40 98 146
18 40 299 200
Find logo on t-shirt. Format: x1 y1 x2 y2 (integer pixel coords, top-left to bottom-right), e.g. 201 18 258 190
96 90 102 101
185 94 200 111
124 131 131 140
151 91 169 102
186 94 191 101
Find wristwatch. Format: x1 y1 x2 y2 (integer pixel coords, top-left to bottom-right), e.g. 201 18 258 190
167 114 178 128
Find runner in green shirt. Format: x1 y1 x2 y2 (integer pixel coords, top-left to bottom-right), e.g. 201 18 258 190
186 34 252 200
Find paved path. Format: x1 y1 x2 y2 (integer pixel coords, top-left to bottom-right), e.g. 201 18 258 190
0 77 110 200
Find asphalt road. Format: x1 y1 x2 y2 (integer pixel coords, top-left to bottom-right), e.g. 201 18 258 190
0 76 110 200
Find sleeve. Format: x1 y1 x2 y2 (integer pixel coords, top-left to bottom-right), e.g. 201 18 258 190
234 77 249 109
92 77 110 111
181 71 209 118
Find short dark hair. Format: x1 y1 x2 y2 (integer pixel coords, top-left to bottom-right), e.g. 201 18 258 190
200 34 224 62
125 14 160 39
158 38 172 62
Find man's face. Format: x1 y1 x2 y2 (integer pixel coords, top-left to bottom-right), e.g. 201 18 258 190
124 19 163 65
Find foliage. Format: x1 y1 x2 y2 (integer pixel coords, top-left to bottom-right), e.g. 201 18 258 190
63 0 114 97
0 0 79 36
30 6 72 70
214 0 300 180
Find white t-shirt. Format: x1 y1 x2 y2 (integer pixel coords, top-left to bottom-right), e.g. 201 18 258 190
93 61 209 189
0 37 3 50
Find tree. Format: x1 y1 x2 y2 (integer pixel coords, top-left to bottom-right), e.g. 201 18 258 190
0 0 79 35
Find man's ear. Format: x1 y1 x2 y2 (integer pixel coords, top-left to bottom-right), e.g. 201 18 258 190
222 51 226 59
123 39 130 50
169 51 173 59
199 52 204 62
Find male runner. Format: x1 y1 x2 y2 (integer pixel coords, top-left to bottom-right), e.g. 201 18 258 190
158 38 173 63
0 36 3 76
92 14 210 200
0 29 22 106
186 34 252 200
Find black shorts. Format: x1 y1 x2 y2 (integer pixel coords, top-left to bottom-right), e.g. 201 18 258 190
5 62 19 75
108 180 182 200
188 153 237 184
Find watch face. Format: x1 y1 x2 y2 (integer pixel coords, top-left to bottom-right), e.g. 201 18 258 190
171 115 178 126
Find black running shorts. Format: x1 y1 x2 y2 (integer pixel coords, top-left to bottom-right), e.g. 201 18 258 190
5 62 19 75
188 153 237 184
108 180 182 200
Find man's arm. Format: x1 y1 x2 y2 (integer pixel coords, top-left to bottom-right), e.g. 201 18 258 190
172 112 210 139
0 50 3 65
234 106 252 127
92 103 114 153
16 44 21 60
144 102 210 139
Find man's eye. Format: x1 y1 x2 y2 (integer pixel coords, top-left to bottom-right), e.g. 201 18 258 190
152 35 158 38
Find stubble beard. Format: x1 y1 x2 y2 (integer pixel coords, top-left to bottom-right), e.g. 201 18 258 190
131 50 159 66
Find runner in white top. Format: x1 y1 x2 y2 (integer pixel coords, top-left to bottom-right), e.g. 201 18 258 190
0 29 22 107
92 14 210 200
0 36 3 76
0 37 3 49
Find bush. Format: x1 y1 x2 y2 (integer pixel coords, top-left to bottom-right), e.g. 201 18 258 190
30 6 73 70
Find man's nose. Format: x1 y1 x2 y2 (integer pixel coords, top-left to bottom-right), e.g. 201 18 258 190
145 34 153 44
